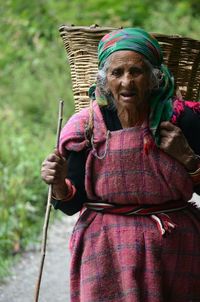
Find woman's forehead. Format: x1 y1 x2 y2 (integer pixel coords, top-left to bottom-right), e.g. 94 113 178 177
108 50 146 68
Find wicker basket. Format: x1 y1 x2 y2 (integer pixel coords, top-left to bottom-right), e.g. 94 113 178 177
59 25 200 112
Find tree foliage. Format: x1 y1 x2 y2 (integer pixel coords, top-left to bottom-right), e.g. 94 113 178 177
0 0 199 278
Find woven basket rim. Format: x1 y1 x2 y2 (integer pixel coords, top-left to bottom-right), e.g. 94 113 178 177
59 24 200 43
59 24 200 111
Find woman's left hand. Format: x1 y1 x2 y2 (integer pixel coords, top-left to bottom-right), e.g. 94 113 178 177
159 121 197 171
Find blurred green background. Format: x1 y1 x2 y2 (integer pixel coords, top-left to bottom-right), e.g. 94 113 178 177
0 0 199 278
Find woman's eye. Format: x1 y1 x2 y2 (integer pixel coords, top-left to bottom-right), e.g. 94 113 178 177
111 69 122 77
130 68 143 76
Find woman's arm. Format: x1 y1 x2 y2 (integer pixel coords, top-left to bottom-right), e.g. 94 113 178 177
53 150 88 215
41 150 69 199
41 150 88 215
159 119 200 194
177 105 200 194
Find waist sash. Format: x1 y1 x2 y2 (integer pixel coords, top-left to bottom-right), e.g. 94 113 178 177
84 200 188 215
84 200 188 236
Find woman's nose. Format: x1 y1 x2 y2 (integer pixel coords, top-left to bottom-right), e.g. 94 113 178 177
121 73 133 87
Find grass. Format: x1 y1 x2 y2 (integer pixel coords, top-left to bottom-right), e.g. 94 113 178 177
0 38 74 280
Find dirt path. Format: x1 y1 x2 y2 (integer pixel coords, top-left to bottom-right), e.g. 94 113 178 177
0 195 199 302
0 214 78 302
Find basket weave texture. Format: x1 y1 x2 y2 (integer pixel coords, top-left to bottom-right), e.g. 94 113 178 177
59 25 200 112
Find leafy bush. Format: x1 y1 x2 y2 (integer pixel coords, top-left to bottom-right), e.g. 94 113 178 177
0 18 74 276
0 0 199 279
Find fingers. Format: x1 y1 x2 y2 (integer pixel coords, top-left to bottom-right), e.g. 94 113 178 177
159 121 179 151
42 174 57 185
159 122 196 170
159 121 182 147
159 121 182 135
159 121 177 131
41 150 67 185
45 149 62 163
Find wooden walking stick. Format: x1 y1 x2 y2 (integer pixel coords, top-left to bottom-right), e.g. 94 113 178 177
34 100 64 302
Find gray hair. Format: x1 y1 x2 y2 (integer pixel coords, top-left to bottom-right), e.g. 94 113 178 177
96 54 163 108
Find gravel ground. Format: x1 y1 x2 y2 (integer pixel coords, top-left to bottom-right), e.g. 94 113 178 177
0 214 78 302
0 195 199 302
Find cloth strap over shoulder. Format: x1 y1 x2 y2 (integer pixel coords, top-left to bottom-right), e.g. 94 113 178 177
84 99 94 146
59 104 94 155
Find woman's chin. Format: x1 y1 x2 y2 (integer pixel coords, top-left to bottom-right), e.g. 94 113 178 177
118 99 141 112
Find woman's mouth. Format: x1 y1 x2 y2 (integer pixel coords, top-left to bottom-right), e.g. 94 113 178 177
120 91 136 102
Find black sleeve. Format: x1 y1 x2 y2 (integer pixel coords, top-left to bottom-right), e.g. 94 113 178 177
51 150 88 216
177 106 200 194
177 106 200 155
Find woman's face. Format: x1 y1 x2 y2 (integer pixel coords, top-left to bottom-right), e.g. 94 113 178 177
106 50 151 113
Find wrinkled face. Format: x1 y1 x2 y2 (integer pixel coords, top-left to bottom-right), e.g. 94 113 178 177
106 50 151 112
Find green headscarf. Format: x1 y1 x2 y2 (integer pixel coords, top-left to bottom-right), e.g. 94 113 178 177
89 28 174 144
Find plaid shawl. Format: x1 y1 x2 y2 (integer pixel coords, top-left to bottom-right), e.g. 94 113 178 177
59 100 193 205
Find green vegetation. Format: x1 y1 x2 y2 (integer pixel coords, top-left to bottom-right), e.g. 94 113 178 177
0 0 199 278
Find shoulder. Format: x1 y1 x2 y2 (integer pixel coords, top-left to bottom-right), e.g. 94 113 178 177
171 99 200 124
172 99 200 154
59 107 90 156
59 101 104 155
172 99 200 126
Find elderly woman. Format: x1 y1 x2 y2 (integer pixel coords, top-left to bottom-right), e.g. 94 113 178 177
41 28 200 302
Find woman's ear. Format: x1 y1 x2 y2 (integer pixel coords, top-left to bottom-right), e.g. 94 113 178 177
175 87 183 100
149 69 163 92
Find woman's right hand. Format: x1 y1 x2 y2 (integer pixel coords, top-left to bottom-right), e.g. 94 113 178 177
41 150 69 200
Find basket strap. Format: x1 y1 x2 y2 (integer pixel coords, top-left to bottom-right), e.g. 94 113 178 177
84 99 94 146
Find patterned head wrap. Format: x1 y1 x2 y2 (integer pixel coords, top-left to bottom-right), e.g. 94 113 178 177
98 28 162 68
89 28 174 145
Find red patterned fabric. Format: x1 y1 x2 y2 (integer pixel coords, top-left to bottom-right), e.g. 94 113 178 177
70 205 200 302
60 101 193 205
59 101 200 302
171 98 200 124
